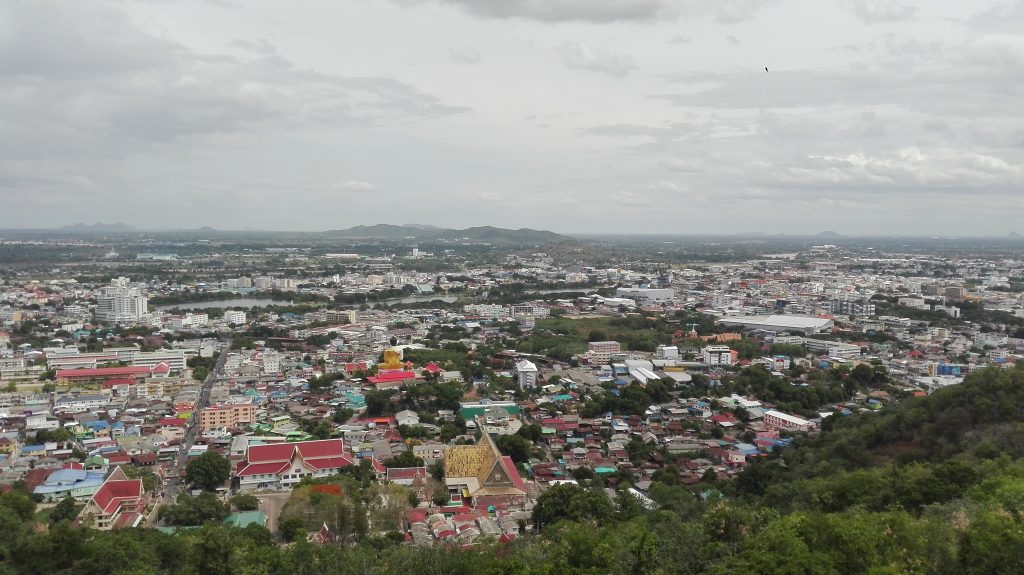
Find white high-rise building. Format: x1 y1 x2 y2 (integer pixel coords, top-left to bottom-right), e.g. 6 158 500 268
224 310 247 325
514 359 539 389
94 278 148 324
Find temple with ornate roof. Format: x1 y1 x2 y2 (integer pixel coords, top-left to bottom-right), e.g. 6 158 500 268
443 430 527 509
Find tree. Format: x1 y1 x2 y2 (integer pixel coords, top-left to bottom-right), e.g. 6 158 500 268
160 492 230 526
385 450 424 469
49 496 78 524
230 494 260 511
532 484 613 530
333 406 355 424
185 451 231 491
494 434 533 464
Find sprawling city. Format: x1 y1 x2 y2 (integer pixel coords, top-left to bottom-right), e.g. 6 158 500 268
2 227 1024 572
4 0 1024 573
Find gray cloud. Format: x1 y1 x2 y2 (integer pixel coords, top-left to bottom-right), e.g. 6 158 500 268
766 147 1024 190
1 0 1022 235
557 41 637 77
843 0 917 23
391 0 779 24
449 45 481 64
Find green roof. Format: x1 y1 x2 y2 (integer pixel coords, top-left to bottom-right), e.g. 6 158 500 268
224 511 267 528
460 406 521 419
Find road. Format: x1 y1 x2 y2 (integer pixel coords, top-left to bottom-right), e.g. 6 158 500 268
151 340 233 517
257 492 291 534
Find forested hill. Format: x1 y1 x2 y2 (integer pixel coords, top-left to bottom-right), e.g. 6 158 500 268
5 368 1024 574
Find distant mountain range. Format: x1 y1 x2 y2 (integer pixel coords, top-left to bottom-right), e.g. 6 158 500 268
321 224 568 244
59 222 138 233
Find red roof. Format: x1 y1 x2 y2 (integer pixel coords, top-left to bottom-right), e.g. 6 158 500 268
424 363 441 373
92 479 143 514
102 379 138 388
235 461 289 477
304 456 354 471
237 439 354 477
367 371 418 384
57 366 153 379
113 511 141 529
160 418 188 427
499 456 527 492
247 439 346 462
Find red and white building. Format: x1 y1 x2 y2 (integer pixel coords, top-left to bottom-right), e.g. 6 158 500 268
56 364 170 384
82 467 148 530
235 439 356 491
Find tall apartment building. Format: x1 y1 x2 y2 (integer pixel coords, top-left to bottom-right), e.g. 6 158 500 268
198 403 256 430
514 359 539 389
826 298 876 317
587 341 622 364
94 278 148 324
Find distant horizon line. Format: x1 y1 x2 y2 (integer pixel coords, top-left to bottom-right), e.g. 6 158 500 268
0 223 1021 240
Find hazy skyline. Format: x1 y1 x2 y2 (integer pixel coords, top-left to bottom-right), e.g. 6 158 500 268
2 0 1024 235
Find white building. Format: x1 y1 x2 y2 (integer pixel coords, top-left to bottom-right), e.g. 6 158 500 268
615 287 674 305
94 278 148 324
702 345 736 366
656 345 680 360
716 315 834 334
132 350 187 373
224 310 247 325
514 359 539 389
763 409 812 432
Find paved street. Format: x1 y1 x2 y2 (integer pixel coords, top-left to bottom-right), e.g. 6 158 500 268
153 341 233 512
257 492 291 534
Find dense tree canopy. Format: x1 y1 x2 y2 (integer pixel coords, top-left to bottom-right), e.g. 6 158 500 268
185 451 231 491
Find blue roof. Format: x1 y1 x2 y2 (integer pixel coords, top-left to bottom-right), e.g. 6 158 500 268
21 444 45 452
34 470 105 495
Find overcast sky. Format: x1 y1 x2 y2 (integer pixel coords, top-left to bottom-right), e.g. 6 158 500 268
2 0 1024 235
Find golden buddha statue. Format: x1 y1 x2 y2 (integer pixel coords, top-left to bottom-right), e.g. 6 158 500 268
381 347 404 371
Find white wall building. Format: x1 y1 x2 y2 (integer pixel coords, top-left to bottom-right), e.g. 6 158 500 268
224 310 247 325
702 345 736 366
514 359 539 389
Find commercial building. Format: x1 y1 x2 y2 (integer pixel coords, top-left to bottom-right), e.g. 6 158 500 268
716 315 834 335
615 287 674 305
586 341 621 364
199 403 257 431
702 345 737 366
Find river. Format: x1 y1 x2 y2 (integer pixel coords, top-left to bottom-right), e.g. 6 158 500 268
154 298 291 311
